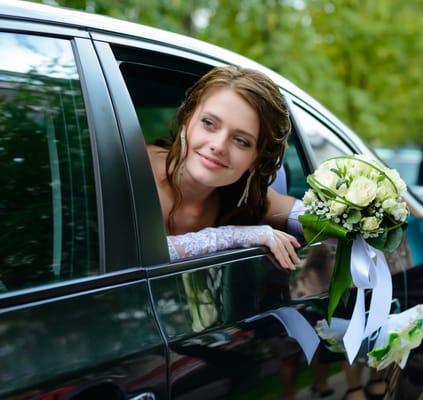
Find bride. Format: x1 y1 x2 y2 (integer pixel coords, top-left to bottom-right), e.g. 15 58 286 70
147 65 304 270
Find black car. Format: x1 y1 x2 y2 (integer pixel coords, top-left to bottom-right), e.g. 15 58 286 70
0 1 422 399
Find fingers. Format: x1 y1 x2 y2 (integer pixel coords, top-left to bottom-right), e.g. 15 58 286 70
270 230 302 271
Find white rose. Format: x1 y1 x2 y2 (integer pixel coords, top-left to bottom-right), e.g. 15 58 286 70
381 198 397 212
303 189 318 205
384 168 407 194
328 200 347 217
345 176 377 207
360 216 381 231
391 202 408 222
347 157 370 178
376 178 396 202
313 168 338 191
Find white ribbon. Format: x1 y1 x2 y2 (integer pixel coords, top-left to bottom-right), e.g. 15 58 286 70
245 307 320 364
343 235 392 363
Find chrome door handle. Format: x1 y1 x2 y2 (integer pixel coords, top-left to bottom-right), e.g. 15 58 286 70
129 392 156 400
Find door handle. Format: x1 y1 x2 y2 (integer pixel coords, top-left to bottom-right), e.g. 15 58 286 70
129 392 156 400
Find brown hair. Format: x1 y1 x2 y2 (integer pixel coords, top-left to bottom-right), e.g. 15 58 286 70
166 65 291 233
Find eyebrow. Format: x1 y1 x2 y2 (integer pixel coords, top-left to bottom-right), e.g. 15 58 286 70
203 112 258 142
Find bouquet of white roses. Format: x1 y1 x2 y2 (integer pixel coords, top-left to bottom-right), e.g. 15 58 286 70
299 155 409 321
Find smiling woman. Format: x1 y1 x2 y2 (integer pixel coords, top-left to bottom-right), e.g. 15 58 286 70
146 65 305 270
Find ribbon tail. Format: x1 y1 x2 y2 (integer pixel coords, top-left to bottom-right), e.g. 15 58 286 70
343 288 366 363
364 249 392 338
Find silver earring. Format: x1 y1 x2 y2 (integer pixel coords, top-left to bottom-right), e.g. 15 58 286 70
177 127 187 184
180 126 186 158
237 169 255 207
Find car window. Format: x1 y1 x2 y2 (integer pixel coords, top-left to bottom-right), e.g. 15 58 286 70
117 58 309 198
0 32 98 292
293 103 353 163
118 61 201 145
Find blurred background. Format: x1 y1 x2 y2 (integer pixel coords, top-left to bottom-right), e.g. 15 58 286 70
30 0 423 198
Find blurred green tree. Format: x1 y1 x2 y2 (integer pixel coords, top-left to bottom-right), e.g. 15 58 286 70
34 0 422 147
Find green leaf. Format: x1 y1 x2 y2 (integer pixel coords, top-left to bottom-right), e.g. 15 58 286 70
327 240 353 321
299 214 353 242
336 177 349 190
385 227 404 252
366 231 388 250
346 209 362 224
330 167 342 178
303 226 328 244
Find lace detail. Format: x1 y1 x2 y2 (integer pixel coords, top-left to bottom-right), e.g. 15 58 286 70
167 225 274 261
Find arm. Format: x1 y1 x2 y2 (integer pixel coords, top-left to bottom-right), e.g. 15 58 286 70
167 225 301 270
264 188 305 237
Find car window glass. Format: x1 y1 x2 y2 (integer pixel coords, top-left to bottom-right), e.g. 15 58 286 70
293 104 353 163
0 32 98 292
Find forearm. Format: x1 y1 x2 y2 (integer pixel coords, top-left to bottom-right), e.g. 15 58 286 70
167 225 274 261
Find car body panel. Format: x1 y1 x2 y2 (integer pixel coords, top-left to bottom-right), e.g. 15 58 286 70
0 281 167 399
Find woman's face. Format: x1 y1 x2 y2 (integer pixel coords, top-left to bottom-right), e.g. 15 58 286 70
184 87 259 189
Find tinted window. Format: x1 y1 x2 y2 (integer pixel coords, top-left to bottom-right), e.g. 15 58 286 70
0 33 98 292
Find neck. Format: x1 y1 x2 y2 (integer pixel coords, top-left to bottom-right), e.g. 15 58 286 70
179 174 216 206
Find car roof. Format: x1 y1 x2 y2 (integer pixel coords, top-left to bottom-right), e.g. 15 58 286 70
0 1 322 111
0 1 371 154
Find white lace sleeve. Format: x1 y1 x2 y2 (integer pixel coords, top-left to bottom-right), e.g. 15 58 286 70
167 225 275 261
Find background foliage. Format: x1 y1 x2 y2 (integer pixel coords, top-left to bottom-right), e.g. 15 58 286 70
35 0 423 147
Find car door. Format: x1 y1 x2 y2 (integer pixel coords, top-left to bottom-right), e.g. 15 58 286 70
94 34 351 400
0 21 166 400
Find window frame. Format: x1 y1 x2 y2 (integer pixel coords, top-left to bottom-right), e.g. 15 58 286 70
289 97 359 168
95 36 320 273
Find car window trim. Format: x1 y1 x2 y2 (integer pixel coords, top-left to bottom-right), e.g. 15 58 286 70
0 18 89 38
146 247 269 278
74 37 140 274
93 39 171 267
0 268 147 310
283 93 316 175
91 31 225 68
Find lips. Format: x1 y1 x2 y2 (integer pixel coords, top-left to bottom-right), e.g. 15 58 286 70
197 152 229 168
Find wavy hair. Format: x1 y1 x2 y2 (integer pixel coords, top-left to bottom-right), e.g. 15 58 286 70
165 65 291 233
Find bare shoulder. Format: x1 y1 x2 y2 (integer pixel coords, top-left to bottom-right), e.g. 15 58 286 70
146 144 168 183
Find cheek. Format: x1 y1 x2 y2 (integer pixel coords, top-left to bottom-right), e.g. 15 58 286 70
232 150 257 173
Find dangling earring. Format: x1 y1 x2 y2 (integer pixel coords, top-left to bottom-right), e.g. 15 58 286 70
237 169 255 207
177 127 187 184
180 126 187 158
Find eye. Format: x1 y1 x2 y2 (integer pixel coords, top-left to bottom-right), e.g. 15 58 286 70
234 136 251 148
201 117 215 130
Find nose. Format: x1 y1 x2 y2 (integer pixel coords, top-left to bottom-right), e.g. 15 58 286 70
209 131 228 153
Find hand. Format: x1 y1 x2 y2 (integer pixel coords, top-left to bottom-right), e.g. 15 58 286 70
263 227 302 270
